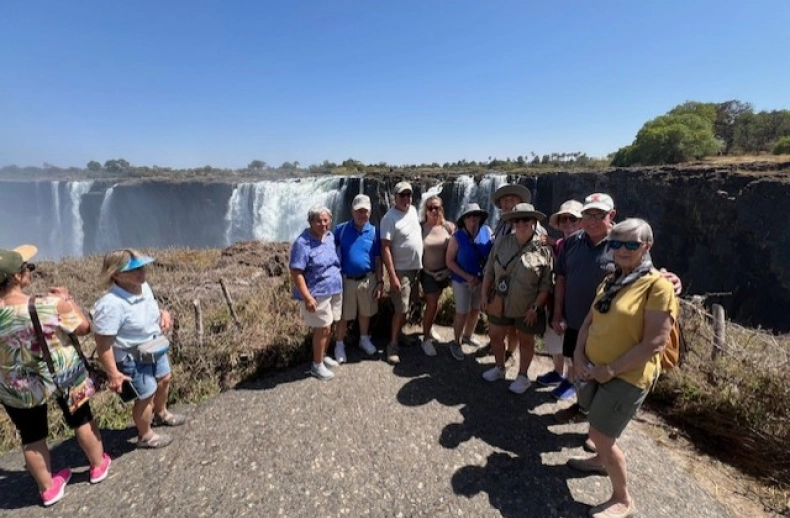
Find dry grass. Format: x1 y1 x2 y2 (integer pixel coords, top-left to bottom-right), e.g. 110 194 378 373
648 300 790 515
0 242 311 452
700 154 790 165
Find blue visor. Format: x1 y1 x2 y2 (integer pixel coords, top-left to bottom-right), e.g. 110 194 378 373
118 255 155 272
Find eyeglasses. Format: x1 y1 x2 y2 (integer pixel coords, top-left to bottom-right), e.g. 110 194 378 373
397 191 412 197
582 212 608 221
558 215 579 223
608 240 642 251
427 206 442 212
512 217 534 224
21 262 36 273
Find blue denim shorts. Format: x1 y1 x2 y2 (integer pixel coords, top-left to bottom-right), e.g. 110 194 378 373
116 353 172 400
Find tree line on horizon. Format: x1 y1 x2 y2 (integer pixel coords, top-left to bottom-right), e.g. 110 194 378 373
611 100 790 166
2 99 789 180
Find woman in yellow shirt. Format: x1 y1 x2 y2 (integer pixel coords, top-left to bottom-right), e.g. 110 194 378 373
570 219 677 518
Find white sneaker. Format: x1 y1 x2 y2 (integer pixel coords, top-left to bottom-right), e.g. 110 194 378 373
509 374 532 394
311 362 334 381
482 365 505 382
334 343 347 364
323 356 339 369
359 336 377 356
421 339 437 357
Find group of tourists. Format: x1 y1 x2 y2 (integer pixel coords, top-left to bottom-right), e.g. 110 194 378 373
0 177 679 516
289 181 680 518
0 247 183 506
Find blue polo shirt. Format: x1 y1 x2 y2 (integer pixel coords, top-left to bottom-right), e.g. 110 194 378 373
92 282 164 362
334 221 381 277
289 229 343 300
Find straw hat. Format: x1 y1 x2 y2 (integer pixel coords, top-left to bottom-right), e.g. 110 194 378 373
500 203 546 222
491 184 532 209
549 200 584 229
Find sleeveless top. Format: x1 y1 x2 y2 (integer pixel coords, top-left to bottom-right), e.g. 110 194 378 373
451 226 493 283
422 222 453 272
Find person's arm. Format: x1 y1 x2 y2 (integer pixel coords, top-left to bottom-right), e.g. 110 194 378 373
50 287 91 336
573 309 594 378
551 275 567 334
589 310 673 383
659 268 683 295
290 268 316 311
381 239 400 292
95 334 131 393
159 309 172 332
446 236 476 285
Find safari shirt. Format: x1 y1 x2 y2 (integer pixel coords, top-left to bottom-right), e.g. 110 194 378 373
483 234 553 319
585 272 678 390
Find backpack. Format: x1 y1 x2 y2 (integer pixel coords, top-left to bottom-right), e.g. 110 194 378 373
649 279 688 371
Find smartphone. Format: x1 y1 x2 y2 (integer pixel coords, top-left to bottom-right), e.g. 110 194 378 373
119 380 139 403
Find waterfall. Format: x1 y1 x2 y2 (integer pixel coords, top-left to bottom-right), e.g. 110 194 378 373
65 181 93 257
96 185 120 252
49 182 62 257
224 176 350 244
447 174 508 227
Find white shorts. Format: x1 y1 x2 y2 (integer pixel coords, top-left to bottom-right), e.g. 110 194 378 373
543 325 564 356
300 294 342 328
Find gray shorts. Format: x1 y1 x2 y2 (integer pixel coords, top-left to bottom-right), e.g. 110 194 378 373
577 377 650 439
451 280 482 313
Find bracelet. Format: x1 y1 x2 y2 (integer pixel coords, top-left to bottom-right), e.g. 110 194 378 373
606 364 616 377
530 304 539 311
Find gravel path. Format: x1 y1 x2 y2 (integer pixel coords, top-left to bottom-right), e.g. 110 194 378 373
0 330 732 517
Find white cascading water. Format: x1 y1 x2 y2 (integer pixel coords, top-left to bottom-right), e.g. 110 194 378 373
66 181 93 257
31 180 94 260
96 185 120 252
224 176 349 244
448 174 508 226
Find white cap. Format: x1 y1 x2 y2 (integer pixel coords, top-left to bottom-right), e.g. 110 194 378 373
352 194 372 211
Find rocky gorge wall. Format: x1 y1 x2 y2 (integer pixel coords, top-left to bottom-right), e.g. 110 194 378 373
1 163 789 331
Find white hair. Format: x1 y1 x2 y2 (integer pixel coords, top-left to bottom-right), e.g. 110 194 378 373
307 205 332 223
610 218 654 243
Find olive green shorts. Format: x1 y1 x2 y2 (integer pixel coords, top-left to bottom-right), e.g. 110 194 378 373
577 377 649 439
487 309 546 335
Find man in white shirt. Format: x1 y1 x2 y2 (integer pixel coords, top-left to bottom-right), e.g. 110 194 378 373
380 181 423 364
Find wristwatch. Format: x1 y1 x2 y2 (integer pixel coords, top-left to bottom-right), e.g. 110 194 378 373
530 304 539 311
606 364 616 377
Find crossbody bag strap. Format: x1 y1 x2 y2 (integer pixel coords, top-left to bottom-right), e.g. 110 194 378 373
27 296 59 381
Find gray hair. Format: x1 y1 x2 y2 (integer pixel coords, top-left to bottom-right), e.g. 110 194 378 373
307 205 332 223
610 218 654 243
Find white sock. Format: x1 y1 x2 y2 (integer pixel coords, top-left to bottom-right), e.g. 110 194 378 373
313 362 323 369
335 340 345 347
360 335 370 340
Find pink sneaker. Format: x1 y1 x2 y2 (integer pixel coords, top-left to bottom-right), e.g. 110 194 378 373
41 468 71 507
89 453 112 484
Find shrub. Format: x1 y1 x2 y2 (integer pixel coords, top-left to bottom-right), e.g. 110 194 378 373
773 135 790 155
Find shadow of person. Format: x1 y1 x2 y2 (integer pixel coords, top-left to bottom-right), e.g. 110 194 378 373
0 426 137 510
396 353 592 516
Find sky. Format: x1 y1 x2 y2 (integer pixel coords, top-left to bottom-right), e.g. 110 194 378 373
1 0 788 170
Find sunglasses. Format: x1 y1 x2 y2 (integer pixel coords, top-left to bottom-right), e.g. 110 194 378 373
608 240 642 251
558 215 579 223
512 217 534 224
427 206 442 212
582 211 609 221
21 262 36 273
397 191 412 197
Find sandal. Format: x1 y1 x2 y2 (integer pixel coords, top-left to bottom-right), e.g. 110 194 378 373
152 411 186 427
137 432 173 449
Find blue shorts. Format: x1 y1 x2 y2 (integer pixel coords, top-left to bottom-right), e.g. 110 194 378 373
116 354 172 400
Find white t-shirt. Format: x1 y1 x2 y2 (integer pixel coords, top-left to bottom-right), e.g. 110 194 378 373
380 205 423 271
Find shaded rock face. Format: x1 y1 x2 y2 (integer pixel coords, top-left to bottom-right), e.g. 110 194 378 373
1 164 789 331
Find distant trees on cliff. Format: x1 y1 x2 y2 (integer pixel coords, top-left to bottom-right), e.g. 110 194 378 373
612 100 790 166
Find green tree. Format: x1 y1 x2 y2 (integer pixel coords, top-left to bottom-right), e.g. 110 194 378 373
248 160 267 170
86 160 102 172
103 158 130 174
774 136 790 155
628 114 723 164
714 100 752 153
669 101 717 125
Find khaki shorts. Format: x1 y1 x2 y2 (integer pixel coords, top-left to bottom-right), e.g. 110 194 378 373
300 294 342 328
488 309 546 335
341 274 378 320
390 270 419 314
577 377 650 439
451 280 482 313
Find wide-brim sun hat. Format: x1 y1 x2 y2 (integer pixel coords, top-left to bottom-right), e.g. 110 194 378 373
456 203 489 226
549 200 584 229
491 184 532 209
0 245 38 282
500 202 546 222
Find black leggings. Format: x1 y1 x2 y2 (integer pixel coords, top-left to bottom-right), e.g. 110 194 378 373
3 399 94 445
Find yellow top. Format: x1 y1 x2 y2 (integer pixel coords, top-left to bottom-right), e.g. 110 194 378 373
585 271 678 389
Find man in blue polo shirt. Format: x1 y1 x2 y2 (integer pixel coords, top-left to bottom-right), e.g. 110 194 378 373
333 194 383 362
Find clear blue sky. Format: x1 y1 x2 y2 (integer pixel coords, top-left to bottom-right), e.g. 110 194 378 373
1 1 788 169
